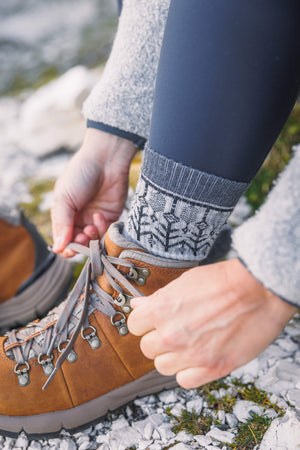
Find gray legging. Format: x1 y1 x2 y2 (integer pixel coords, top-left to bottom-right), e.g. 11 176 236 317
149 0 300 182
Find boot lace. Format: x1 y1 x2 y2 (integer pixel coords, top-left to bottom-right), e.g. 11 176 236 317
4 240 143 390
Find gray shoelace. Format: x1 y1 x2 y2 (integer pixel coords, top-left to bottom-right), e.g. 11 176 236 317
4 240 143 390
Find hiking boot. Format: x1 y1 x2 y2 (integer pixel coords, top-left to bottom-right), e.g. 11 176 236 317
0 222 199 437
0 209 73 329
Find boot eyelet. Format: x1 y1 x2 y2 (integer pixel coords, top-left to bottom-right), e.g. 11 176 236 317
81 325 101 349
114 293 133 314
14 362 30 387
127 267 150 286
38 353 54 377
111 312 129 336
58 339 78 363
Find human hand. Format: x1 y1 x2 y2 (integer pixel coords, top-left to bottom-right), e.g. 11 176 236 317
128 258 297 388
51 128 137 256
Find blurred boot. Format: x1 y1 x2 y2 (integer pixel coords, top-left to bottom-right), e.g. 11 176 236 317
0 209 73 329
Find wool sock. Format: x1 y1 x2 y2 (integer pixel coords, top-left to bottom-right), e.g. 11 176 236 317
124 145 248 261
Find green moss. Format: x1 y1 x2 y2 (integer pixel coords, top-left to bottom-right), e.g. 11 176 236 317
245 102 300 211
231 380 284 416
165 407 213 436
234 412 272 449
205 393 236 414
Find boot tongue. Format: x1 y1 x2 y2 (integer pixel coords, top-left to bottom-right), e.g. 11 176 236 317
96 222 142 294
104 222 144 257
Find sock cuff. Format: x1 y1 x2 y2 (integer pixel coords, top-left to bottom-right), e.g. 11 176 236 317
142 144 248 208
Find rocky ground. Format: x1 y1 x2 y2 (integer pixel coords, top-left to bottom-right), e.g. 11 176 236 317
1 58 300 450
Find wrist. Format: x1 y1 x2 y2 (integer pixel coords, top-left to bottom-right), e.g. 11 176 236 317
80 128 137 170
230 258 297 326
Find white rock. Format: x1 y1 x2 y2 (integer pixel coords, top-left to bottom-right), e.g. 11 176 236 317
132 414 165 435
259 409 300 450
15 433 29 448
96 435 107 444
111 417 129 431
148 444 163 450
206 446 222 450
78 441 93 450
94 422 104 432
19 66 98 156
263 409 278 419
138 440 154 450
255 365 292 397
225 413 238 428
194 435 212 446
286 389 300 407
186 398 203 415
28 442 42 450
276 360 300 383
175 431 193 443
152 429 161 440
107 426 141 450
242 374 255 384
218 388 227 398
233 400 264 423
143 422 154 440
58 439 77 450
210 390 220 399
207 427 235 444
170 404 185 417
294 351 300 365
276 338 299 353
240 358 260 379
217 410 226 424
227 387 238 398
158 390 178 404
170 444 193 450
158 423 175 441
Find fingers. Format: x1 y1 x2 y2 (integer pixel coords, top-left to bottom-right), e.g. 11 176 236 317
140 330 171 359
176 367 220 389
51 193 75 253
127 300 155 336
93 212 110 237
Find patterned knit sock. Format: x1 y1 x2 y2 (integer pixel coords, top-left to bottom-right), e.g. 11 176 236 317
124 145 248 261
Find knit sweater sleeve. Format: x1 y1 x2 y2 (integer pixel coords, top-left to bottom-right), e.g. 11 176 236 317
232 146 300 307
82 0 170 147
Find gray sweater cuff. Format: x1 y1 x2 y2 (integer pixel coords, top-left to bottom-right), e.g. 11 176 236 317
87 120 146 148
233 146 300 307
83 0 170 141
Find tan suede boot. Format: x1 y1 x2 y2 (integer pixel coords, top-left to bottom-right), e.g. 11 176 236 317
0 222 198 437
0 210 73 329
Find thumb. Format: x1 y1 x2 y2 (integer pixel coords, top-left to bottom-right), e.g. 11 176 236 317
130 297 148 309
51 198 75 253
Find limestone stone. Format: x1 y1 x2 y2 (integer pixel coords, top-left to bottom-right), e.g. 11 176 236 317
225 413 238 428
194 435 212 447
233 400 264 423
186 398 203 415
207 427 235 444
259 409 300 450
174 431 193 443
158 390 178 404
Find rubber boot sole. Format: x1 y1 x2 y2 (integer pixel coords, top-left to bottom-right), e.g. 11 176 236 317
0 370 178 438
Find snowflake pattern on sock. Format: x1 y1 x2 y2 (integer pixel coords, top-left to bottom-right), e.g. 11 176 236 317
125 174 233 261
